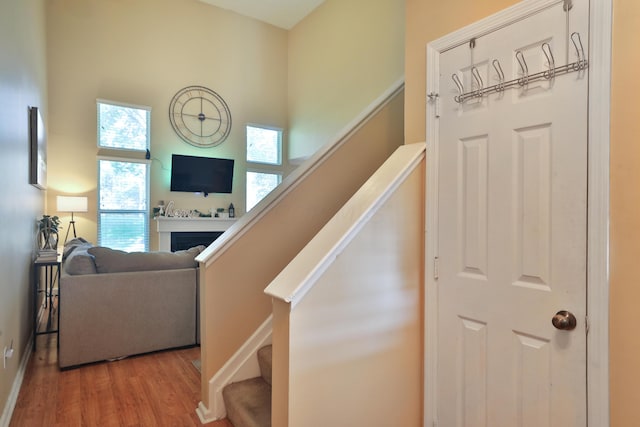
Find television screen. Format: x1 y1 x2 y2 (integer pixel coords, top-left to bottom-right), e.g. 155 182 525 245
170 154 234 196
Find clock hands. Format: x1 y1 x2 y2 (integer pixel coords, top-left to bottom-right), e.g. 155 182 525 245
180 112 222 122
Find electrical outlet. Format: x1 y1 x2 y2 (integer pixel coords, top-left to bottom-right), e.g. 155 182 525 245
3 339 14 369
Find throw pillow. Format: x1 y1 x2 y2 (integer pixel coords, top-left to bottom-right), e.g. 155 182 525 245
62 237 91 261
64 246 98 275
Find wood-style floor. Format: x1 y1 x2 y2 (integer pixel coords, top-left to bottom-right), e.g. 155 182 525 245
9 300 233 427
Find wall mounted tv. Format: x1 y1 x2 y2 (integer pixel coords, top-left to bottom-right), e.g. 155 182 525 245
170 154 234 196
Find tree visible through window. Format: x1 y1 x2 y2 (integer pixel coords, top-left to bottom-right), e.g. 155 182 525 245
97 100 150 252
246 125 282 211
98 102 149 151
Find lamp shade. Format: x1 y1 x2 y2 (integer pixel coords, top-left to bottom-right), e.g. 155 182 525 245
57 196 88 213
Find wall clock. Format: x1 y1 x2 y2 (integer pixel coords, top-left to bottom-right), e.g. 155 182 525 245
169 85 232 148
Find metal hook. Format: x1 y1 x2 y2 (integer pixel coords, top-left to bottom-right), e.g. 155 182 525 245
515 51 529 86
570 32 586 70
492 59 505 92
452 73 465 103
541 43 556 79
471 67 484 96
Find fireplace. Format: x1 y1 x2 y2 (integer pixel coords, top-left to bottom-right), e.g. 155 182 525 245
156 217 236 252
171 231 223 252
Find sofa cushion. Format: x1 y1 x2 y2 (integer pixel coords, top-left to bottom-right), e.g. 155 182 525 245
64 245 98 275
87 245 205 274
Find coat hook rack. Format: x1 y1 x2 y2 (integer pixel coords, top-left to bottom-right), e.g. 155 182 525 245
452 73 465 103
471 67 484 96
451 31 588 104
515 50 529 86
542 43 556 79
492 59 505 92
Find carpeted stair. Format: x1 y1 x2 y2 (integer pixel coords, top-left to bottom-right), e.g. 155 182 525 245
223 345 272 427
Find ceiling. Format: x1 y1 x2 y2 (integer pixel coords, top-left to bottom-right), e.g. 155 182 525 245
199 0 325 30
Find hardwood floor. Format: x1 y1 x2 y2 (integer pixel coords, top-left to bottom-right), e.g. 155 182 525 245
9 302 233 427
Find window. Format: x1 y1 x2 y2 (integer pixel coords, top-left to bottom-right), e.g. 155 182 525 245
247 125 281 165
246 125 282 211
97 100 150 252
98 101 150 151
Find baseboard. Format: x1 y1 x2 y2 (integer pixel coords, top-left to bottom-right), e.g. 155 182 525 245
0 337 33 427
197 316 272 423
1 298 48 427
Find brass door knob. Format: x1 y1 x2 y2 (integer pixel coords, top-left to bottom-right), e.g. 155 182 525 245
552 310 577 330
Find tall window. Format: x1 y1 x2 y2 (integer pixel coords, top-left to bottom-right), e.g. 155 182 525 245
246 124 282 211
97 100 150 252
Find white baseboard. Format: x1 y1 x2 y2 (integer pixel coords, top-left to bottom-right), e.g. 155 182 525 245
0 337 32 427
197 316 272 423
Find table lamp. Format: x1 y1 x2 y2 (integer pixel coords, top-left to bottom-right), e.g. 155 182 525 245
57 196 88 244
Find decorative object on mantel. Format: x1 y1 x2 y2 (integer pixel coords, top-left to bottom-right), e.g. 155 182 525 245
57 195 88 244
152 200 166 218
37 215 60 250
160 201 199 218
154 201 237 219
164 201 175 217
171 209 199 218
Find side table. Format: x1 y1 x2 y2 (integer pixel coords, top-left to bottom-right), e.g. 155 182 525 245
33 255 61 351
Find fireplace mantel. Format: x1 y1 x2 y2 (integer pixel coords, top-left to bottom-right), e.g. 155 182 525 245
156 217 236 251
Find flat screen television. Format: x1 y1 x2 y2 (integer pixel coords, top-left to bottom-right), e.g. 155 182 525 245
170 154 234 196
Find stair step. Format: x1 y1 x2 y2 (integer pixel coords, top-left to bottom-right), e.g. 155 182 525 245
257 345 272 386
223 377 272 427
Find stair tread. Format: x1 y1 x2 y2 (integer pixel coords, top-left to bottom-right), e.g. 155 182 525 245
223 377 271 427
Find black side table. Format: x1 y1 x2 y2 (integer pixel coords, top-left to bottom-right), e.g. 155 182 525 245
33 255 61 351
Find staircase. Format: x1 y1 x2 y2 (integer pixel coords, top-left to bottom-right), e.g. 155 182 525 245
223 345 272 427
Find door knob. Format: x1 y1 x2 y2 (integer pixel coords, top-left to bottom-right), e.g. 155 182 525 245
552 310 577 330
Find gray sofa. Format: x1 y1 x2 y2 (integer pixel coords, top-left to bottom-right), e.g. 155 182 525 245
58 239 204 368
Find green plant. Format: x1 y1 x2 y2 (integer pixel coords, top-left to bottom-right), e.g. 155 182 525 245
37 215 61 250
38 215 61 232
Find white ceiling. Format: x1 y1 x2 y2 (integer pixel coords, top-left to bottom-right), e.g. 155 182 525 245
199 0 325 30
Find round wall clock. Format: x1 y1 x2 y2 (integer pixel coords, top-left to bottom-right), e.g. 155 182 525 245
169 85 232 148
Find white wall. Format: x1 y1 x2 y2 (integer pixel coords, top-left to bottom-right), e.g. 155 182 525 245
287 0 405 161
286 166 423 426
268 146 425 426
0 0 48 421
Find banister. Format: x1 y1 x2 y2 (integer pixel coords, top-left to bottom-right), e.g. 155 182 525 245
264 142 426 307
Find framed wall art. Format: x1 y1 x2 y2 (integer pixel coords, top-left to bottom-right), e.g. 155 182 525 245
29 106 46 189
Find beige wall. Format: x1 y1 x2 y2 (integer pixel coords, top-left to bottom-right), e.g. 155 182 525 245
610 1 640 424
200 91 404 407
45 0 407 250
287 0 405 160
45 0 290 250
0 0 48 420
406 0 636 425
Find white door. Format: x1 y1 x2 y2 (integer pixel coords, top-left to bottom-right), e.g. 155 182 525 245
435 2 588 426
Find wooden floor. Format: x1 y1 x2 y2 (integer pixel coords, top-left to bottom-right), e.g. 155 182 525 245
9 300 233 427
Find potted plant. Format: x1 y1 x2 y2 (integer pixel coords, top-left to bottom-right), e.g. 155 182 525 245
37 215 61 250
